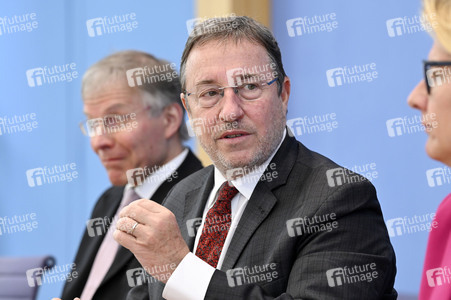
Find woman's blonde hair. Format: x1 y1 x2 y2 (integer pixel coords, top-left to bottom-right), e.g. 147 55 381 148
424 0 451 53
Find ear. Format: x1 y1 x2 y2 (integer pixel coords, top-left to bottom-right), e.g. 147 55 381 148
280 76 291 113
162 103 183 139
180 93 191 118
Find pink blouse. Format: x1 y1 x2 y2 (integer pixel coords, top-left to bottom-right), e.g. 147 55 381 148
420 193 451 299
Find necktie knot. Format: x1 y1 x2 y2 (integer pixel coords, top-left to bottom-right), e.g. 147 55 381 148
217 181 238 202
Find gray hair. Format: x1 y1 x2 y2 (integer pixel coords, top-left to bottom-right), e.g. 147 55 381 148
82 50 189 141
180 16 286 95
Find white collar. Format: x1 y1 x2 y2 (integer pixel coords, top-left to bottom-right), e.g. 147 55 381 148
125 148 189 199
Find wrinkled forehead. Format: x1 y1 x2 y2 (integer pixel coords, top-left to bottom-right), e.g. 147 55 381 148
184 39 272 87
82 82 144 115
83 79 139 101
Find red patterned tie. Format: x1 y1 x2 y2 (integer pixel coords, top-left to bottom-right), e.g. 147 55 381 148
195 181 238 268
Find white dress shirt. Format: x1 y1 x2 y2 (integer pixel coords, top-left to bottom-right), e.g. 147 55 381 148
132 148 188 199
163 130 286 300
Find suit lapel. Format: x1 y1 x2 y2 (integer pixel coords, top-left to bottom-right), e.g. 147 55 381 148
221 131 299 270
180 166 215 250
221 183 278 270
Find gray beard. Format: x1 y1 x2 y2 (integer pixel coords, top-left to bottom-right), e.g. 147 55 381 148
199 111 286 176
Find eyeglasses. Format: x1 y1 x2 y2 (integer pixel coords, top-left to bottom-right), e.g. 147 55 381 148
79 106 150 137
184 78 278 108
423 60 451 94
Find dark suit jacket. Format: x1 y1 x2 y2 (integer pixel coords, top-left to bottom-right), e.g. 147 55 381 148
128 133 397 299
61 150 202 300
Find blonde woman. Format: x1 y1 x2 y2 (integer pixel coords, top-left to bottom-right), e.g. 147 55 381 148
408 0 451 298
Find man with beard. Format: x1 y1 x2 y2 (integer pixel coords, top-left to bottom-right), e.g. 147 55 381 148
114 18 397 299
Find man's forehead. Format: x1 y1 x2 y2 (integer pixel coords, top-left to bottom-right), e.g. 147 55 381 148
84 82 137 101
186 40 271 83
189 39 268 63
83 86 141 114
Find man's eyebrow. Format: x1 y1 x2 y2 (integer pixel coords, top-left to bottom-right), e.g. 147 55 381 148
194 74 260 87
104 103 129 113
241 73 259 79
83 103 129 118
195 80 217 87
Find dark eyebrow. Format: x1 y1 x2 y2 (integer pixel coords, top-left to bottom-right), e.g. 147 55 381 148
194 74 261 88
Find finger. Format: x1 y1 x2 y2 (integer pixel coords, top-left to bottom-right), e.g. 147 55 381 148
116 217 139 234
134 198 166 212
117 208 153 227
119 199 165 219
119 204 163 226
113 226 138 250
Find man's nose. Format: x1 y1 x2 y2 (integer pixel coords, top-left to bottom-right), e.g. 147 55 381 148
219 88 244 121
90 133 115 152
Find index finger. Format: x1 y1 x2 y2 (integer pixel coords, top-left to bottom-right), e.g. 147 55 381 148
118 198 165 219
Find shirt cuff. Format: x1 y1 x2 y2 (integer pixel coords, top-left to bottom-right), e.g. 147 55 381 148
162 252 215 300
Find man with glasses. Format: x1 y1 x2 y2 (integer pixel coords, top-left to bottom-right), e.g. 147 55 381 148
60 50 203 300
115 17 397 299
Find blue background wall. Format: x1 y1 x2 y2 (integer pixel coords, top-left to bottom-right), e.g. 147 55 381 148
0 1 194 299
0 0 445 298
